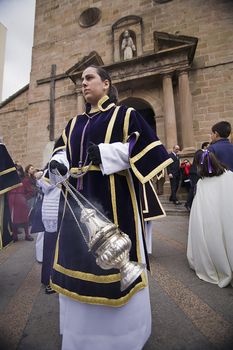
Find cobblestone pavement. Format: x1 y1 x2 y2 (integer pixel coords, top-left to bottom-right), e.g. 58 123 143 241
0 215 233 350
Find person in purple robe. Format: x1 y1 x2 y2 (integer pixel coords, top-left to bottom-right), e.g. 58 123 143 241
48 65 172 350
0 142 21 248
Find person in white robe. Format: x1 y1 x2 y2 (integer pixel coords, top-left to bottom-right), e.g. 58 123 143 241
37 174 61 294
187 150 233 288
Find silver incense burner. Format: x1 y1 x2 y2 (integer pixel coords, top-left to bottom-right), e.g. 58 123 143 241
57 174 145 292
80 208 145 291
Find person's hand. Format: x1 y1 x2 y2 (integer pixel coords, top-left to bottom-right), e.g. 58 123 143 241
168 173 173 179
34 170 43 179
87 143 101 165
49 160 68 176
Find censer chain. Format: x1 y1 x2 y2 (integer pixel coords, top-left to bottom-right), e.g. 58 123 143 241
53 169 112 246
54 168 111 223
59 187 90 246
66 180 112 223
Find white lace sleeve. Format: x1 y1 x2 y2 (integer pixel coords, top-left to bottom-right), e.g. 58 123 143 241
98 142 130 175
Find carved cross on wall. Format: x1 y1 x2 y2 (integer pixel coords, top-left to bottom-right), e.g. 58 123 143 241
49 64 56 141
37 66 68 142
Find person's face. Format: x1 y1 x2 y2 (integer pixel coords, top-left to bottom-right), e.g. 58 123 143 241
28 166 35 175
173 146 180 154
81 67 109 106
210 131 219 143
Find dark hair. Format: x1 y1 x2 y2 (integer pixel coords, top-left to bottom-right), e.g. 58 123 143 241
193 149 203 166
25 164 34 176
201 141 209 149
90 65 118 104
211 121 231 138
197 150 226 178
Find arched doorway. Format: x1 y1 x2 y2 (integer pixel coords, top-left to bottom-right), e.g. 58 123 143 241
120 97 156 132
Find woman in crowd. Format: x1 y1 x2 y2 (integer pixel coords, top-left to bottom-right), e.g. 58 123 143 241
8 165 34 242
187 150 233 288
24 164 38 213
49 65 172 350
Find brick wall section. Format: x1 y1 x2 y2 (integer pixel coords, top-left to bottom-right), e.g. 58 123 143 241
190 62 233 147
0 89 28 164
0 0 233 166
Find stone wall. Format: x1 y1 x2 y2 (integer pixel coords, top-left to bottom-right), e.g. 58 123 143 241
0 87 29 164
190 62 233 146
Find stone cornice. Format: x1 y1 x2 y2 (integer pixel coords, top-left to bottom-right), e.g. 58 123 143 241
105 45 192 84
154 31 198 63
65 51 104 84
36 32 198 87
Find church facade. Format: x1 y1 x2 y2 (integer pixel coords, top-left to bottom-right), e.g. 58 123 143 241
0 0 233 167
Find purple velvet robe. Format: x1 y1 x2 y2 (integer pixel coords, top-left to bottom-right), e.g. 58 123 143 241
50 96 172 306
0 144 21 248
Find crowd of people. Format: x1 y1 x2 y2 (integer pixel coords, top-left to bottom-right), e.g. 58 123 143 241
0 158 43 245
166 141 209 209
1 64 233 350
0 155 62 295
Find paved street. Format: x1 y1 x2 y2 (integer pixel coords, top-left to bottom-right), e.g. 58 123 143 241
0 215 233 350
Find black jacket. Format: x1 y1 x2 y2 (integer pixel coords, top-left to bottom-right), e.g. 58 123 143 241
167 152 180 177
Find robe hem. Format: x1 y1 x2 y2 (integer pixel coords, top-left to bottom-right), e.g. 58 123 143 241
50 279 147 307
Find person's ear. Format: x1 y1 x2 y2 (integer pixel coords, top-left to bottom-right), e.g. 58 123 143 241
103 80 110 91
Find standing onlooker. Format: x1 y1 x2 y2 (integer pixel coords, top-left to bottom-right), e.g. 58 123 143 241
167 145 181 205
180 159 191 192
208 121 233 171
8 165 34 242
184 149 203 211
184 144 210 211
24 164 38 212
187 150 233 288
